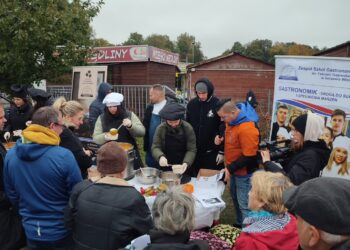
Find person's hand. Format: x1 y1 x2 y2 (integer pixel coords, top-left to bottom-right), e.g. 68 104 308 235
224 168 231 182
260 150 271 163
84 148 92 157
172 163 187 174
26 120 32 126
214 135 224 145
122 118 132 128
216 153 224 165
3 132 10 141
159 156 168 167
13 130 22 137
178 163 188 174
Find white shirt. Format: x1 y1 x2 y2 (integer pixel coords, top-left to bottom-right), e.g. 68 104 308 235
322 162 350 180
152 99 167 115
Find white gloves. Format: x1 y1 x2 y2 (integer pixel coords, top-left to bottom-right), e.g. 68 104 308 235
3 132 10 141
216 153 224 165
13 130 22 137
26 120 32 126
172 163 188 175
122 118 132 128
180 163 188 174
159 156 168 167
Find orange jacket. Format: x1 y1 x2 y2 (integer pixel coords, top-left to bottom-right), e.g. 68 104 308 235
224 121 259 176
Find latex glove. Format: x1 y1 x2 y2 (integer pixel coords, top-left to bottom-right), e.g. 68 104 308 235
216 153 224 165
179 163 188 175
159 156 168 167
13 130 22 137
122 118 132 128
3 132 10 141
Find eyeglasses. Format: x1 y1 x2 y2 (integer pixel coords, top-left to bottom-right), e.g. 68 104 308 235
54 123 65 129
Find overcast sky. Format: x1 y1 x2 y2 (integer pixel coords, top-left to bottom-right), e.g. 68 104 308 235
92 0 350 58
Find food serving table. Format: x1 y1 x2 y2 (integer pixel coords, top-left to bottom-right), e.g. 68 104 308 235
128 176 226 229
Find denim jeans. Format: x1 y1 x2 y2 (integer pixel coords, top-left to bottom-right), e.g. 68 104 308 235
229 174 252 226
26 234 74 250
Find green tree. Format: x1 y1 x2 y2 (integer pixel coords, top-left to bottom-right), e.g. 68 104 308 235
144 34 175 52
287 44 315 56
0 0 104 91
122 32 144 45
269 42 289 64
231 41 245 54
92 38 114 47
175 33 193 62
175 33 204 63
193 41 205 63
245 39 273 63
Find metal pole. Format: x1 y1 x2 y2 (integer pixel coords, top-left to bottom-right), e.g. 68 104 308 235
192 41 195 63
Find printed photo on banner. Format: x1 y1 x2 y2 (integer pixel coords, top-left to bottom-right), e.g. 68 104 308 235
272 56 350 179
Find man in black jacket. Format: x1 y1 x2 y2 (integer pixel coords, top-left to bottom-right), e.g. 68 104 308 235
143 85 168 168
261 112 330 185
186 78 224 176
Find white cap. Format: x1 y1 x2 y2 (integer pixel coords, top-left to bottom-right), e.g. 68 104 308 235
333 136 350 152
102 92 124 107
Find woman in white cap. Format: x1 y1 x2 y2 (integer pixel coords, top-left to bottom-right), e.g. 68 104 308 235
322 136 350 179
93 92 145 168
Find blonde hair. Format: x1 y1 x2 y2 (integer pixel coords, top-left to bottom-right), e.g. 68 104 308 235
326 147 350 175
251 171 293 214
53 97 84 118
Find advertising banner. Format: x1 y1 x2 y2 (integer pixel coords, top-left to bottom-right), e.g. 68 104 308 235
272 56 350 179
87 46 149 64
149 46 179 66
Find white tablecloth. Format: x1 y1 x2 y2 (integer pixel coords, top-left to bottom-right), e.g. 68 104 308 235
128 177 226 229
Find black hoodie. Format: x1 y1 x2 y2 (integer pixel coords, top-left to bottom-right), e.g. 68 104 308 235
186 78 221 154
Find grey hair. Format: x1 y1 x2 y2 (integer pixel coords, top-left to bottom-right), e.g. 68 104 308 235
152 186 195 235
320 231 343 245
31 106 60 127
303 220 344 246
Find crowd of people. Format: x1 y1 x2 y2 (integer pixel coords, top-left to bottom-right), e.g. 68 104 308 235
0 80 349 250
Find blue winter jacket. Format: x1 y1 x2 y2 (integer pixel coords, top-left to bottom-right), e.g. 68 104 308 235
3 140 82 241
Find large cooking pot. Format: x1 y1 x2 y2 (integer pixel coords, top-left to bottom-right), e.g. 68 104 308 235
118 142 135 180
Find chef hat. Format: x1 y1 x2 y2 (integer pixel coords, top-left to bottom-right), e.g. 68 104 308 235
102 92 124 107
